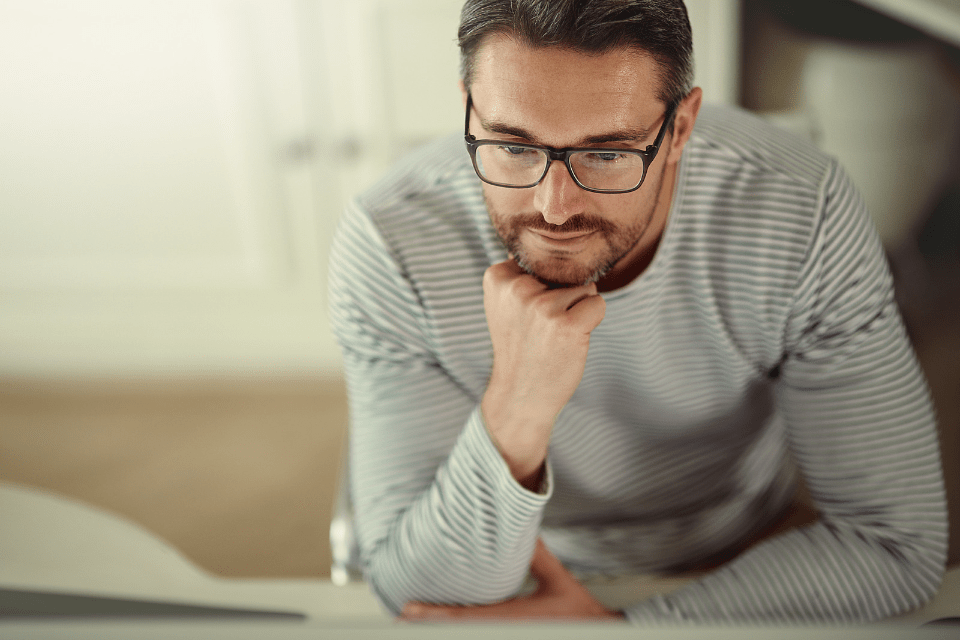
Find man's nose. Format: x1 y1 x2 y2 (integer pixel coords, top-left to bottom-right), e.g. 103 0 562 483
533 160 585 226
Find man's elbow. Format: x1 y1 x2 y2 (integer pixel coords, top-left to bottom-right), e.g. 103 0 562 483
881 531 948 616
363 547 529 617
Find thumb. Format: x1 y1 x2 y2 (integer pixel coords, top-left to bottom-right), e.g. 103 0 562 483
566 289 606 331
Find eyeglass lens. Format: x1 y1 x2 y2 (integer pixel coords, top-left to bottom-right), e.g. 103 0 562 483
473 143 647 192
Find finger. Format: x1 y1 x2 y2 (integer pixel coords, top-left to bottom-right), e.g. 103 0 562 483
403 598 542 621
528 538 574 586
566 290 606 330
490 256 525 277
561 286 600 312
484 259 543 294
539 282 598 312
401 602 453 620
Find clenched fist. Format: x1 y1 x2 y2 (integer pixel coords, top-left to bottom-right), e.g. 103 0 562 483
481 258 606 490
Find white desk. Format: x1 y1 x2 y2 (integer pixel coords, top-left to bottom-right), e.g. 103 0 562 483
1 482 957 634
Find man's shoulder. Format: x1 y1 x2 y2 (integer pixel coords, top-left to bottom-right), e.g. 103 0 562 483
343 133 495 276
669 105 837 295
355 133 479 222
690 104 833 190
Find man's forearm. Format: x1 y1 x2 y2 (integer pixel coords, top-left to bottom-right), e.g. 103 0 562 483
354 401 551 615
480 384 553 491
479 259 605 490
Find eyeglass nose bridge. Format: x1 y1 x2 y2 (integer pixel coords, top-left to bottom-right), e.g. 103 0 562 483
538 148 583 189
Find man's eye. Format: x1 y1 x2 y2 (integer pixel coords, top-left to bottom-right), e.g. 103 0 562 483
585 151 626 162
499 145 533 156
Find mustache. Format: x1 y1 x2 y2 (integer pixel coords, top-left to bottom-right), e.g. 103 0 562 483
510 213 616 235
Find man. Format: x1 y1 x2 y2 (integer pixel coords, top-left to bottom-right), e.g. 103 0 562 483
329 0 948 624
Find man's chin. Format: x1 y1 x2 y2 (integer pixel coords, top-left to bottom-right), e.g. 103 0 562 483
514 253 605 288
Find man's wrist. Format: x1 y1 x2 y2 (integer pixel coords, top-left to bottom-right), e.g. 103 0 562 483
480 388 553 489
518 461 547 493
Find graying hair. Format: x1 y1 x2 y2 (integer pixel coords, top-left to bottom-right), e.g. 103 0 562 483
458 0 694 107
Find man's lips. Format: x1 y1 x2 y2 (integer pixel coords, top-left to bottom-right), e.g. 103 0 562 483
529 228 597 241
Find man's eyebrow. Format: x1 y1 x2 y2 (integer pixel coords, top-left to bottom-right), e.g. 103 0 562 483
581 129 652 145
480 117 652 146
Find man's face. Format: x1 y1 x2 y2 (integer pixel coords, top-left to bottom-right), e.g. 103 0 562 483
467 35 678 287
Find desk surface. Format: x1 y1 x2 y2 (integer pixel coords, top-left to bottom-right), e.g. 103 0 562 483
1 482 957 630
2 621 960 640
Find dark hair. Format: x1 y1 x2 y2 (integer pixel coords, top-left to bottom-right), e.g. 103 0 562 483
458 0 694 107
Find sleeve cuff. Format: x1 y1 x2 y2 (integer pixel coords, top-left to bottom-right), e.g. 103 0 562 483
462 405 554 504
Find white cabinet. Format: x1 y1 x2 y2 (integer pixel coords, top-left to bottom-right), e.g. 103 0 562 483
0 0 342 376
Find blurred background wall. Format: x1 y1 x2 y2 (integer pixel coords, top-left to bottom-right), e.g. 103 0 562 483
0 0 957 579
0 0 740 378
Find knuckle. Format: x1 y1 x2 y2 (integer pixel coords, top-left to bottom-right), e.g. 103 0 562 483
530 292 557 315
482 269 496 292
507 276 533 299
585 296 606 324
593 294 607 314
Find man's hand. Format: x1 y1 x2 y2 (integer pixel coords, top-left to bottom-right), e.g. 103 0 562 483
401 539 624 622
481 259 606 489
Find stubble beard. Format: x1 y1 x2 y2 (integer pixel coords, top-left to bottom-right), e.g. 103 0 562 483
484 179 663 287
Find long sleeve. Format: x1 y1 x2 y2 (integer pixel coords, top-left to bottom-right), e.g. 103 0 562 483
623 160 948 624
328 197 550 616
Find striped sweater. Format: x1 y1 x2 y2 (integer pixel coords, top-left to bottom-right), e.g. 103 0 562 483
328 104 947 623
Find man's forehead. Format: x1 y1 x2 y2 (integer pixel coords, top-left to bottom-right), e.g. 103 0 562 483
471 34 662 103
469 34 666 144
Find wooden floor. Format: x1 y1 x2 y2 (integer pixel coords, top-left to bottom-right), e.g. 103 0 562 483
0 276 957 578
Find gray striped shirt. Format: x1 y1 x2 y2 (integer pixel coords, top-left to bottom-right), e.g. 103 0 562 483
328 104 948 623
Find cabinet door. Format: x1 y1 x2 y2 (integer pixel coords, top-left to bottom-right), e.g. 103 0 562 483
0 0 343 375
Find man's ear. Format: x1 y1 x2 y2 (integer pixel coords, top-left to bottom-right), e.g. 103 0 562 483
459 79 468 107
665 86 702 165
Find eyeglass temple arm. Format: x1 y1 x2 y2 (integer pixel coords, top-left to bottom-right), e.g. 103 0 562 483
645 101 678 157
465 93 474 139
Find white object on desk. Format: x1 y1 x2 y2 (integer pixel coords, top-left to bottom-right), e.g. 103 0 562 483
0 482 387 621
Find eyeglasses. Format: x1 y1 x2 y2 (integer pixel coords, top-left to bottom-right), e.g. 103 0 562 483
464 93 677 194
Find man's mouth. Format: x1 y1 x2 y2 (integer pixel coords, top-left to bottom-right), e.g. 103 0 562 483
527 228 597 248
531 229 595 240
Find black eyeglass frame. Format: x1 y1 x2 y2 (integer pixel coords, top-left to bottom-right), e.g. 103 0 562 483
464 93 678 194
